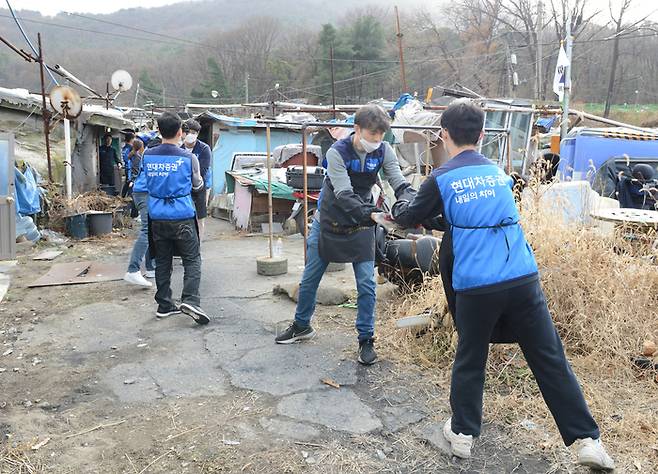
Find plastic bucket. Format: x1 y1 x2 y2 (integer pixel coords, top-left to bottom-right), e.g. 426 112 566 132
87 211 113 236
65 213 88 239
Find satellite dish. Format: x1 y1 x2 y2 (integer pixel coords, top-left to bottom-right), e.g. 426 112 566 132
49 85 82 118
211 90 219 98
111 69 133 92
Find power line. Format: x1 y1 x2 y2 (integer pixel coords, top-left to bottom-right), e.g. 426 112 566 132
4 1 58 84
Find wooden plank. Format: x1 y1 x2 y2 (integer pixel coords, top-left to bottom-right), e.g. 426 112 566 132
591 208 658 226
33 250 63 261
29 261 125 288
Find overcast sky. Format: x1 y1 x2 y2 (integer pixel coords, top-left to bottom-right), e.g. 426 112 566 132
12 0 658 21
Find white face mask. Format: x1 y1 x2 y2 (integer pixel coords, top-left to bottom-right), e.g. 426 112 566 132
360 137 382 153
184 133 198 145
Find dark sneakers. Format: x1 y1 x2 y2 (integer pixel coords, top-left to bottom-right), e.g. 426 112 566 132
180 302 210 325
156 307 182 318
275 322 316 344
358 338 378 365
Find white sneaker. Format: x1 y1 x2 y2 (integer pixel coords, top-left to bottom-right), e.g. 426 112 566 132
442 417 473 459
144 270 155 279
123 271 152 287
576 437 615 471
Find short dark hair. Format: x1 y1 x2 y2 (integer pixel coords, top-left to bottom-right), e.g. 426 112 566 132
157 112 182 139
440 100 484 146
354 104 390 133
184 119 201 133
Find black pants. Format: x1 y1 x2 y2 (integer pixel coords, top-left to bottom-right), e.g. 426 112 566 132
100 170 115 187
150 219 201 311
450 280 600 446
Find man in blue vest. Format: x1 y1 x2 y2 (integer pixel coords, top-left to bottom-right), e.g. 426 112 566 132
391 100 614 470
181 119 212 239
275 104 414 365
144 112 209 325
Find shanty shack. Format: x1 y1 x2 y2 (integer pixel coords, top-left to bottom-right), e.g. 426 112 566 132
0 86 134 194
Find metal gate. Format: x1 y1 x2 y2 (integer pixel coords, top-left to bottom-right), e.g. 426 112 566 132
0 133 16 260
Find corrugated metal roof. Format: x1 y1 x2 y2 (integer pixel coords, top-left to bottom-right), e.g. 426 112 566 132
0 87 133 128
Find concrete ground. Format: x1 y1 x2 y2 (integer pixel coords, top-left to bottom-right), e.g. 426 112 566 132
0 218 572 473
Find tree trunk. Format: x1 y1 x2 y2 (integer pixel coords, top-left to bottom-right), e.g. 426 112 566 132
603 30 622 118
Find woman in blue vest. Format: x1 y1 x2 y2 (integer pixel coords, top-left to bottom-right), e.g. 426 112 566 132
275 104 415 365
123 138 155 287
391 100 614 470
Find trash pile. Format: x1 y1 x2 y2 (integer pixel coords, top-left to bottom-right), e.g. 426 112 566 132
44 185 129 233
380 183 658 472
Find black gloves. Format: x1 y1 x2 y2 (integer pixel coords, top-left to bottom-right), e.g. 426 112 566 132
394 182 417 201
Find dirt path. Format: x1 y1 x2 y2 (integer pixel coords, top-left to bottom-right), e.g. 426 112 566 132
0 220 574 473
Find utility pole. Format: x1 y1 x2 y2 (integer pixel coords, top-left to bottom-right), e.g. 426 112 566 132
394 6 407 93
133 82 140 108
536 0 544 100
560 10 573 140
505 42 514 97
330 45 337 119
36 33 52 182
244 72 249 103
162 85 166 107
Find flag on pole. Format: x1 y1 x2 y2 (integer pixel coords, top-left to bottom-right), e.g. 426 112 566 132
553 44 569 101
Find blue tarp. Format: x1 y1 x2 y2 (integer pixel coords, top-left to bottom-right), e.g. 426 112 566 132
535 116 558 132
0 139 8 197
391 93 414 112
14 164 41 216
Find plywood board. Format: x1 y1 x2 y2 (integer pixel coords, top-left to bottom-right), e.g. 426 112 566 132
29 261 125 288
33 250 63 261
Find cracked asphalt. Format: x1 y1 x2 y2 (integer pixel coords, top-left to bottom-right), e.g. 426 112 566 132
0 219 570 473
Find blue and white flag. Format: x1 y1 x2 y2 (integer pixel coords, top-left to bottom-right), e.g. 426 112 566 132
553 44 570 101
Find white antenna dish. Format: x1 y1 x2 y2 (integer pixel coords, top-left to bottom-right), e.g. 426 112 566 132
211 90 219 98
49 85 82 118
111 69 133 92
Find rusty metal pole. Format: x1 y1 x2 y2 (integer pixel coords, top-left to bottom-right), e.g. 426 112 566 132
425 135 431 176
394 6 407 93
37 33 53 181
266 124 273 259
506 132 512 174
301 127 309 264
330 45 337 120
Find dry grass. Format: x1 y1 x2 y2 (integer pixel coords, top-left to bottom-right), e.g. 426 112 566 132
0 442 43 474
42 185 129 231
379 183 658 472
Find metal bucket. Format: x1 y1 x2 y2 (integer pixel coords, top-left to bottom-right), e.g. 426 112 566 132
64 213 88 239
87 211 113 236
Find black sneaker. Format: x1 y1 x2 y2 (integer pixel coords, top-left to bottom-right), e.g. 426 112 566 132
358 338 378 365
179 302 210 325
275 322 316 344
156 307 182 318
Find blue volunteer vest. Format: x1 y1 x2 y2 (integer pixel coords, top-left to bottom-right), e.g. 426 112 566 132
143 146 196 220
434 151 538 292
317 136 385 263
122 144 132 179
132 153 147 193
181 140 212 189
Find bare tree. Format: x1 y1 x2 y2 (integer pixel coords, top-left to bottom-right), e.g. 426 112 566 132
603 0 634 117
